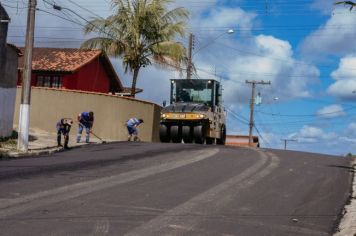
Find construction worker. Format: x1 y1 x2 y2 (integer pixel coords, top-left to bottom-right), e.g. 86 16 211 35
126 118 144 141
77 111 94 143
56 118 73 149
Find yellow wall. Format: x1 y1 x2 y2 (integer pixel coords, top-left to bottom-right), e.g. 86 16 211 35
13 87 161 142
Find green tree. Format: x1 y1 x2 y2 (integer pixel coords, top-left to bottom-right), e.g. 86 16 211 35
335 1 356 11
81 0 189 97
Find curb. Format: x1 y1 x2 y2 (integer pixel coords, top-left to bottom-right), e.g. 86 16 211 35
334 157 356 236
0 144 92 160
0 147 63 160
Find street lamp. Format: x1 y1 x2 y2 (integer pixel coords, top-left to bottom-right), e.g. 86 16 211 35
193 29 235 56
187 29 235 79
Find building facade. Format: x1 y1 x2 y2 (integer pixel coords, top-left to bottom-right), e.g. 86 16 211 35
17 48 124 94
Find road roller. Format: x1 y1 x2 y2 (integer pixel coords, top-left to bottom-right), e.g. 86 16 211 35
160 79 226 145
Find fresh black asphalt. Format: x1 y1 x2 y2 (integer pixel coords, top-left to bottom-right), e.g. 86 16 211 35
0 142 353 235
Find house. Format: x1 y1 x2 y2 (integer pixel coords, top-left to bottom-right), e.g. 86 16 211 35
17 47 141 95
226 135 260 148
0 4 22 138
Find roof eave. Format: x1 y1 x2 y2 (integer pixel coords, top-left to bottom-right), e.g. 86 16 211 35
99 53 124 91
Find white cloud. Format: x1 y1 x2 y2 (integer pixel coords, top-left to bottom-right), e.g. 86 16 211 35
349 122 356 132
171 0 219 15
337 123 356 150
290 125 337 143
346 122 356 137
339 137 356 144
328 55 356 100
221 35 319 105
135 66 177 105
196 7 257 33
316 104 346 118
301 7 356 58
328 80 356 99
331 56 356 79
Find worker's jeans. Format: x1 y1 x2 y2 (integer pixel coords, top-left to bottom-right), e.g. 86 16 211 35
127 125 138 135
57 129 70 148
77 124 90 143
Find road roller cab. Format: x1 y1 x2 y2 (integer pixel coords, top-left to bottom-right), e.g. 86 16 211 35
160 79 226 144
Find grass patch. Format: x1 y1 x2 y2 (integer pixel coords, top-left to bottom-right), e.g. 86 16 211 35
0 131 18 149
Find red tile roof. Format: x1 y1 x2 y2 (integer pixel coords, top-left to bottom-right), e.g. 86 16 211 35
18 47 102 72
17 47 123 91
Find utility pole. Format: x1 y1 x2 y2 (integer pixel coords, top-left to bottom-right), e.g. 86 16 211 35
281 139 297 150
246 80 271 146
18 0 37 152
186 33 194 80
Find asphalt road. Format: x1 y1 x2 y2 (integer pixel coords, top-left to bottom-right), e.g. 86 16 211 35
0 142 353 236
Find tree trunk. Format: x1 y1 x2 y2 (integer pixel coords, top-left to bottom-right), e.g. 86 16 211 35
130 67 140 98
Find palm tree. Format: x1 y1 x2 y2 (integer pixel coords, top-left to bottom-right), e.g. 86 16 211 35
81 0 189 97
335 1 356 11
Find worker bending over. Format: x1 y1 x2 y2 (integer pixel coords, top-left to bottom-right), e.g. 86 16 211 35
56 118 73 149
77 111 94 143
126 118 144 141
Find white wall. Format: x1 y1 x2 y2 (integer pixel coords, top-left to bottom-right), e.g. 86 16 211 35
0 87 16 137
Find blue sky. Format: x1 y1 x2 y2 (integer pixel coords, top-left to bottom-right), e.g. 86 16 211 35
3 0 356 155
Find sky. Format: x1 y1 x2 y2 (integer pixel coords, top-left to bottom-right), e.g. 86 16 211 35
2 0 356 156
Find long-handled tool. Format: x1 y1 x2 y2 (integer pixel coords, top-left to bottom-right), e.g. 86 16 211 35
89 130 107 144
76 121 107 144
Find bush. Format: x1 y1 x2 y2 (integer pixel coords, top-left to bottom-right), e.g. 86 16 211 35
0 131 18 142
346 153 354 157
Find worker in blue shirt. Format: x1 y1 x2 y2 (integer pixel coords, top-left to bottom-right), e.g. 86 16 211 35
77 111 94 143
126 118 144 141
56 118 73 149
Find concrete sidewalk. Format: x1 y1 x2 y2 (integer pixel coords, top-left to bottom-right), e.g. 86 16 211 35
0 128 110 159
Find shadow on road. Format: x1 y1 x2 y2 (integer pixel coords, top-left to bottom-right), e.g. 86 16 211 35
327 164 355 173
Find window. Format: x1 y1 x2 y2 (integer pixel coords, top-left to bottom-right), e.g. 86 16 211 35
52 76 62 88
36 76 44 86
171 80 214 106
36 75 62 88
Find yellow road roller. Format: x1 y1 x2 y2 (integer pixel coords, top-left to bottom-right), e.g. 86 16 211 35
160 79 226 144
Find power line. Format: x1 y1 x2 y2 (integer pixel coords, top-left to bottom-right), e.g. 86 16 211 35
226 108 250 125
254 124 271 148
37 8 85 27
255 107 355 117
64 0 103 19
1 2 27 9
